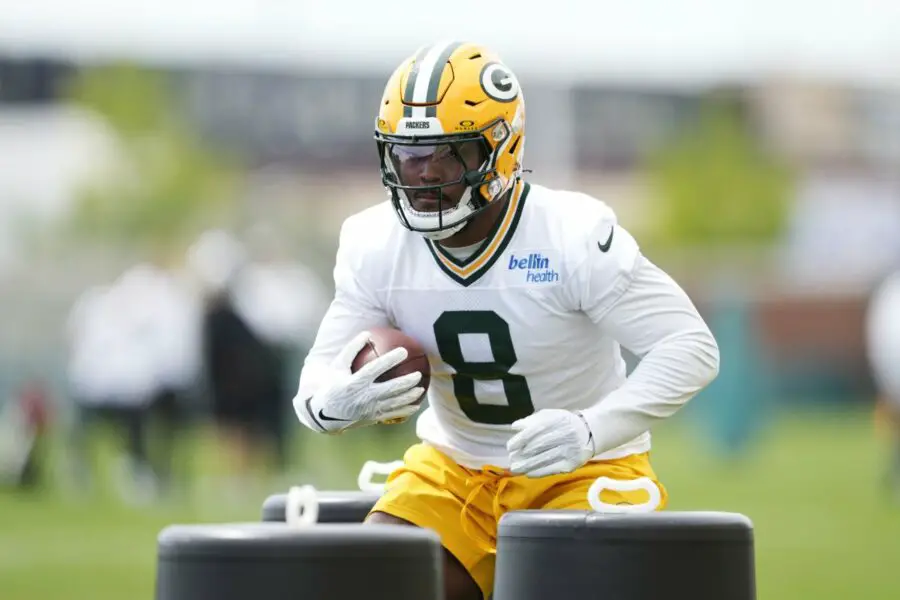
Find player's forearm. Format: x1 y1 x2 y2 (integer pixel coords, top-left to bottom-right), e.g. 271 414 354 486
581 326 719 454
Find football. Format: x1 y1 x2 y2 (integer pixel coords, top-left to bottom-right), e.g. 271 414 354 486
350 327 431 402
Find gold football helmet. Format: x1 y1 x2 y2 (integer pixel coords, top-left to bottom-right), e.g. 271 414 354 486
375 41 526 240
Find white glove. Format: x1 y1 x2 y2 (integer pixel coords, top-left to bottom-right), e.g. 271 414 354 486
507 409 595 478
308 331 425 432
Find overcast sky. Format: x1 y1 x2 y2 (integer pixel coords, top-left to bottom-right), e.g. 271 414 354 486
1 0 899 85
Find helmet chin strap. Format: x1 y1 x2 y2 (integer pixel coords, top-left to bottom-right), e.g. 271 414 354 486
422 225 465 241
399 186 477 240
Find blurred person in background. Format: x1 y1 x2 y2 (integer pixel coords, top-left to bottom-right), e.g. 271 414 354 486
866 267 900 502
113 261 203 499
0 378 53 491
66 261 200 503
224 258 331 467
188 230 326 490
66 280 160 503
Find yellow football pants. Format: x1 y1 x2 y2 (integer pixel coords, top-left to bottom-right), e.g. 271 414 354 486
370 442 668 598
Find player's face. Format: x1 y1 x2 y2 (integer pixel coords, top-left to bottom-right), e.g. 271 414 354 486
389 140 484 212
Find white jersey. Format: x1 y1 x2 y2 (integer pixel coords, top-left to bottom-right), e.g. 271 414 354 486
867 270 900 403
296 181 713 468
294 178 718 468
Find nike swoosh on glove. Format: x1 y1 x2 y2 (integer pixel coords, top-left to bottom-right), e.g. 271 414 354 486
308 331 425 433
507 409 595 478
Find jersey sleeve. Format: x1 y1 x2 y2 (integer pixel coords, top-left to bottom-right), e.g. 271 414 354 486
579 254 720 453
293 217 391 427
567 203 642 324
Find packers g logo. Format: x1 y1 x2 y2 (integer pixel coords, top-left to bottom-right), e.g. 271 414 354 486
479 62 519 103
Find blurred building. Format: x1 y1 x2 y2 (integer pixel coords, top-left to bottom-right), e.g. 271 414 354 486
0 23 898 413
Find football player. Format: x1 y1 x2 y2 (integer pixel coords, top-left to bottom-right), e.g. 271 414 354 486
293 41 720 600
866 269 900 500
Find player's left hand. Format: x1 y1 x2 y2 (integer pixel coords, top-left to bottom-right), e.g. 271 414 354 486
507 409 595 478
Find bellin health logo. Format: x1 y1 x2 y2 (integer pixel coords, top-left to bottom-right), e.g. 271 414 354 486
507 252 559 283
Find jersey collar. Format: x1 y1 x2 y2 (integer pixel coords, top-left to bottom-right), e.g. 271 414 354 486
425 181 530 287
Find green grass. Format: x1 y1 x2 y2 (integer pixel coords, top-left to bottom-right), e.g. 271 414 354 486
1 408 899 599
654 409 900 599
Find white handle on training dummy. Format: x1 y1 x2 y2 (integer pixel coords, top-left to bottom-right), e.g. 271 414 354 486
587 476 662 514
357 460 404 493
285 484 319 526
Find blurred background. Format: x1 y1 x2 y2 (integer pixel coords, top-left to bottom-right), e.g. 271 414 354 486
1 1 900 599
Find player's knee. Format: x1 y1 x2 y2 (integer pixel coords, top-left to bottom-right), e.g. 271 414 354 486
364 512 482 600
442 550 483 600
364 510 415 526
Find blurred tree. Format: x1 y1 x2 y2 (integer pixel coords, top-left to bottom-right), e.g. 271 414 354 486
644 92 794 250
60 63 242 250
643 93 793 459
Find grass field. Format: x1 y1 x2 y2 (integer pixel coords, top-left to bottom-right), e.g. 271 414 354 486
1 407 899 600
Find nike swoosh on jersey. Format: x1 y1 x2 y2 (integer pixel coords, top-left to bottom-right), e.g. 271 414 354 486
597 226 615 252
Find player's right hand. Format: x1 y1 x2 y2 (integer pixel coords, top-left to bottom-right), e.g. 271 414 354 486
308 331 424 432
